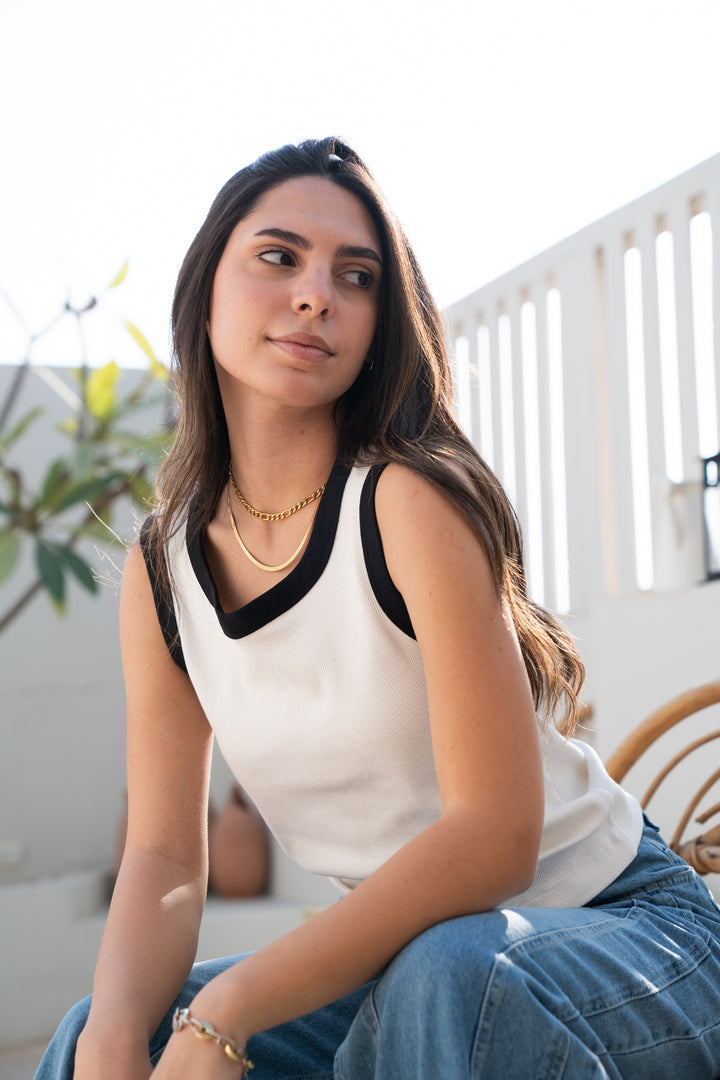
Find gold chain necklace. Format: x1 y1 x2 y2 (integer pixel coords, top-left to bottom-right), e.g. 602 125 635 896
226 486 319 573
228 462 326 521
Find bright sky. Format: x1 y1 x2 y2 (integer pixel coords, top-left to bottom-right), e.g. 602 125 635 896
1 0 719 371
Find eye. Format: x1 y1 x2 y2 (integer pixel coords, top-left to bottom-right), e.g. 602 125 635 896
258 248 295 267
341 268 375 289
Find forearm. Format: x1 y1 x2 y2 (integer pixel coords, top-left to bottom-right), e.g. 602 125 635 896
188 808 538 1048
83 848 206 1043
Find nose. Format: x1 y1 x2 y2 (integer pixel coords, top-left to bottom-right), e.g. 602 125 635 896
292 265 334 319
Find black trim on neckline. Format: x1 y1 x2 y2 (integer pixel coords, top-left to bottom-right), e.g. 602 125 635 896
359 466 415 638
139 517 188 671
188 461 351 639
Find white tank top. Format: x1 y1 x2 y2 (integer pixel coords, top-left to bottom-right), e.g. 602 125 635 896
147 462 642 907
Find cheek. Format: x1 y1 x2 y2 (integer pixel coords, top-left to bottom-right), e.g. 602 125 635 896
209 280 265 348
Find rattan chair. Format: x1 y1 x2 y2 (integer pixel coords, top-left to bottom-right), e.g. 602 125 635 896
605 681 720 875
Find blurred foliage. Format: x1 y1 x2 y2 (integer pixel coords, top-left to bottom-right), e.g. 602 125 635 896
0 265 173 632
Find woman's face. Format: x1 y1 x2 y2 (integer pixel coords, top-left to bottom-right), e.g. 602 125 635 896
208 176 382 414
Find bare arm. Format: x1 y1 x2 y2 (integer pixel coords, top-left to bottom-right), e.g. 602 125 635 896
74 543 214 1078
156 464 544 1076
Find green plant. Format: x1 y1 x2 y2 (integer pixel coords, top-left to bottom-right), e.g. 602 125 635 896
0 264 173 632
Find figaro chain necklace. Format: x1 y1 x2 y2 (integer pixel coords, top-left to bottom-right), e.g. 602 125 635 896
228 461 326 521
226 463 326 573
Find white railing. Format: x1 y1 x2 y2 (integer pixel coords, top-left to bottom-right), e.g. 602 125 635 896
446 153 720 617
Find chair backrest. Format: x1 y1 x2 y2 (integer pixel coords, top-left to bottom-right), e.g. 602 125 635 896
605 681 720 875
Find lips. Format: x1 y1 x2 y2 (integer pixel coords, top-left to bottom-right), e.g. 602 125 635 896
270 332 334 361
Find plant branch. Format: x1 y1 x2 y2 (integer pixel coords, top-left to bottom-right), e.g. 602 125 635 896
0 292 95 431
0 361 30 431
0 579 44 635
0 475 135 633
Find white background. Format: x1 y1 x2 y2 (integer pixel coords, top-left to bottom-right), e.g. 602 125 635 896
1 0 719 370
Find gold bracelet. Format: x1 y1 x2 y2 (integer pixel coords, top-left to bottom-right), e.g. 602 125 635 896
172 1007 254 1074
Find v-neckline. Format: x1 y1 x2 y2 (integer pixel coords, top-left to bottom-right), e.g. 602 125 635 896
186 461 351 639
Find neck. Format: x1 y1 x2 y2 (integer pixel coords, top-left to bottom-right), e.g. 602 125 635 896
225 402 341 514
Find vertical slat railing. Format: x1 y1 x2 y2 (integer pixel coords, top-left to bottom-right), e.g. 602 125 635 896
708 188 720 440
466 317 482 450
452 323 471 436
600 232 638 596
447 152 719 615
508 291 529 558
636 217 669 588
669 201 700 480
476 323 494 465
487 310 503 478
557 249 603 616
533 282 558 609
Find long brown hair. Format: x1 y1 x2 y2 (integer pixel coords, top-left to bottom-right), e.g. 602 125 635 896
149 136 584 733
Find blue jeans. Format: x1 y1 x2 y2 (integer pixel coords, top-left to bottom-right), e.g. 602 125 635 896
36 823 720 1079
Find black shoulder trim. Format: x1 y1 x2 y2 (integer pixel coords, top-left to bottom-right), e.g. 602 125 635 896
360 466 415 638
139 518 187 672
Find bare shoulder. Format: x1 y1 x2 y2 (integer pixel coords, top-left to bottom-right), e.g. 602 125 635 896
120 540 158 628
374 459 477 528
119 540 184 685
121 538 149 590
121 541 211 757
374 461 495 602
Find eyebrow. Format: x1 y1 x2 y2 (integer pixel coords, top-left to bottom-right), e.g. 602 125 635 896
253 227 382 266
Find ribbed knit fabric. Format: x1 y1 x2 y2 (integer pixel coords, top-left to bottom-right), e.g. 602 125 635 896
149 463 643 907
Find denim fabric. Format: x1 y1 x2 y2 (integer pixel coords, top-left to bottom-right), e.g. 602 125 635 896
36 823 720 1079
34 962 377 1080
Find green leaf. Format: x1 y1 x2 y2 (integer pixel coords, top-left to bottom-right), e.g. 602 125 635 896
35 538 66 610
0 531 21 585
38 459 70 507
86 361 120 420
109 260 129 288
128 474 154 511
0 406 45 455
45 474 121 515
123 320 157 365
68 441 96 479
56 545 98 594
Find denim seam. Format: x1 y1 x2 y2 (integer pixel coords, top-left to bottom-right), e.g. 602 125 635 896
608 1010 720 1059
594 868 700 906
621 870 700 897
500 904 711 1017
471 954 580 1080
357 970 485 1078
502 906 643 958
471 953 509 1076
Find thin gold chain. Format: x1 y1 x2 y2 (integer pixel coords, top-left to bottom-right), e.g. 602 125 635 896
228 462 326 522
226 487 319 572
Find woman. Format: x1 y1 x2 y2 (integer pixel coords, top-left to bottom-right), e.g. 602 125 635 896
37 137 720 1079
